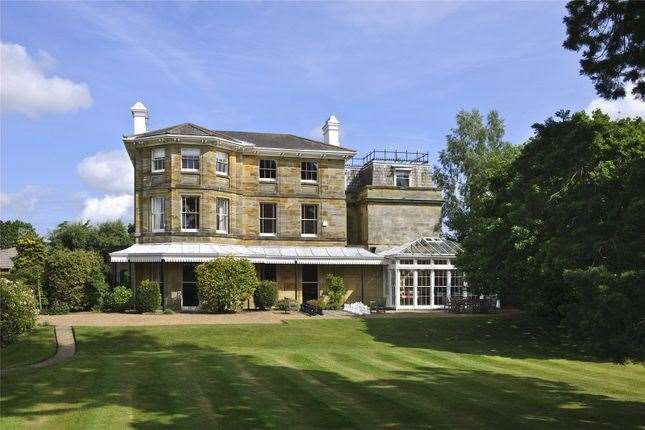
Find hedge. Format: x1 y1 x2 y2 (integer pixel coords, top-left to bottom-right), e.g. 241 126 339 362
0 278 38 344
253 280 278 310
45 249 105 311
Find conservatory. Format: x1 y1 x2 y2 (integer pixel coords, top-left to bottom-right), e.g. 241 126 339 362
380 237 468 310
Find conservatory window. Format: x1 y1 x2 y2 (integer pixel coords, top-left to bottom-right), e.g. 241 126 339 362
434 269 448 306
417 269 432 306
399 270 414 306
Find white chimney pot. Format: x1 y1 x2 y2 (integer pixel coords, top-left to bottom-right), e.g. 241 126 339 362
322 115 340 147
131 102 148 134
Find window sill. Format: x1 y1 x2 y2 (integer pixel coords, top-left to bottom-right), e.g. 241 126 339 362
216 172 229 178
151 229 165 233
300 234 318 238
181 169 199 174
151 170 165 174
181 229 199 233
215 230 228 235
259 233 276 237
300 180 317 185
259 178 276 183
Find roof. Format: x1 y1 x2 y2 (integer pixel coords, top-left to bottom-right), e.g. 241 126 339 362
110 243 383 265
129 123 354 153
0 247 17 270
379 237 462 257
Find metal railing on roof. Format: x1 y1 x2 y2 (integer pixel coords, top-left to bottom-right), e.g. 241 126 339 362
346 149 429 167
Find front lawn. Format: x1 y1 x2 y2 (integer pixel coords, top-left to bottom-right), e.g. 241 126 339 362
1 326 56 370
1 315 643 429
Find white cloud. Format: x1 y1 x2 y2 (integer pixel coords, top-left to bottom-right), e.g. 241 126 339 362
77 150 133 194
0 42 92 118
0 185 47 213
586 85 645 119
80 194 133 223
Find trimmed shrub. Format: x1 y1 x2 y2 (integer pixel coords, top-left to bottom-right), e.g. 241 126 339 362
196 257 258 313
326 274 347 310
253 280 278 310
45 249 105 311
87 276 109 311
276 298 299 312
108 286 133 312
136 279 161 313
0 278 38 344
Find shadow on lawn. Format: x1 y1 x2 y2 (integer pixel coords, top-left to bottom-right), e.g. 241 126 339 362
363 313 603 362
1 329 643 429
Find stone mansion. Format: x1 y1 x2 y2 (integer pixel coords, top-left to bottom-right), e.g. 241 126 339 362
110 102 466 311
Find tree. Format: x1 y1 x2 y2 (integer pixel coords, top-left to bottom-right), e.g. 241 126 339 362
48 220 133 261
9 231 48 308
459 110 645 360
433 109 519 237
0 220 35 249
45 249 106 311
563 0 645 100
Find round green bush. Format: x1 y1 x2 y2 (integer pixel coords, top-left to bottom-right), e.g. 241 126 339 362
253 280 278 310
45 249 105 311
109 286 133 312
196 257 258 313
0 278 38 345
325 274 347 310
136 279 161 313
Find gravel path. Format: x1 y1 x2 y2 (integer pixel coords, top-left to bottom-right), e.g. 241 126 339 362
38 311 316 327
1 326 75 374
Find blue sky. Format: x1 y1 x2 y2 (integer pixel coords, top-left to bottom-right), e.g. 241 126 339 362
1 1 642 234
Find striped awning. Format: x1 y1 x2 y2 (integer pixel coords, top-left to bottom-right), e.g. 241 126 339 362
109 243 383 265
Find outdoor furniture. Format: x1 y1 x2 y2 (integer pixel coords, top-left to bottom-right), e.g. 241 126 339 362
369 298 387 314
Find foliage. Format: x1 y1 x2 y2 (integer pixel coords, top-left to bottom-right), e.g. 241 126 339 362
0 220 35 249
455 110 645 360
48 220 133 261
325 274 347 310
563 0 645 100
108 286 133 312
196 257 258 313
276 297 298 312
87 277 109 311
433 109 519 236
46 303 71 315
253 280 278 310
45 249 105 311
136 279 161 313
0 278 38 345
163 308 175 315
9 231 48 307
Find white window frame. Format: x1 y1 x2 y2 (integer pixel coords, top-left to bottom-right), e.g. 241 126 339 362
181 196 199 232
216 198 229 234
181 148 200 172
301 161 318 183
259 203 277 236
151 148 165 173
259 159 277 182
150 196 165 232
301 204 318 237
394 169 411 187
216 151 229 176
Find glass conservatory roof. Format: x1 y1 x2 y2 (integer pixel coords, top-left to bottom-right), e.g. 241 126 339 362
379 237 462 258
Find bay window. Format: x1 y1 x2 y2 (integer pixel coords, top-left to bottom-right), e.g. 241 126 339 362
181 196 199 231
216 198 229 233
151 148 165 172
151 197 165 232
216 151 229 175
181 148 200 171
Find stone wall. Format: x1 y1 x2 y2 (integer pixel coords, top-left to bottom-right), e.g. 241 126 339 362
134 143 348 245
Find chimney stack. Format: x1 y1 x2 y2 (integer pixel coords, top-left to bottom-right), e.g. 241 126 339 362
322 115 340 147
131 102 148 134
